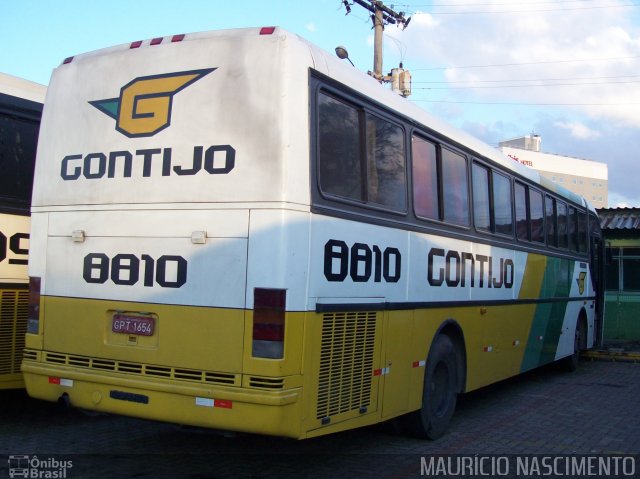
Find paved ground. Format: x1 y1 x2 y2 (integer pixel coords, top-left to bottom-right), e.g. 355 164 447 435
1 359 639 478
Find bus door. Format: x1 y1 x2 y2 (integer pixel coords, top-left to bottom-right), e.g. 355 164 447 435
589 213 604 347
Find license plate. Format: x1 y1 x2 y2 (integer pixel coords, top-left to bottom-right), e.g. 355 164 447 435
112 314 155 336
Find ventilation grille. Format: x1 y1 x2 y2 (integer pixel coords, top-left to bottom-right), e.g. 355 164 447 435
248 376 285 390
38 351 239 386
0 290 29 375
316 311 377 420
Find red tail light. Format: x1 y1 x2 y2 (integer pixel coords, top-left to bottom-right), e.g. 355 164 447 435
252 288 286 359
27 276 41 334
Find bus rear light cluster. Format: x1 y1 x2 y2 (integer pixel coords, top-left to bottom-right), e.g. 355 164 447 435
27 276 41 334
252 288 286 359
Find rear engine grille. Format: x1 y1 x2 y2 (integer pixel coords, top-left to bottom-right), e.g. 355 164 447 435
316 311 377 420
0 289 29 375
37 351 238 386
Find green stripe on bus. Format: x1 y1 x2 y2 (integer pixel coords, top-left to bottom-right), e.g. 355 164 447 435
521 257 575 371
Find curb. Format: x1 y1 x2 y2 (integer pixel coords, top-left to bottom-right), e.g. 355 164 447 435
581 349 640 363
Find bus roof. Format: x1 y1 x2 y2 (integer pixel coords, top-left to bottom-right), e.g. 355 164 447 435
0 72 46 104
50 26 593 213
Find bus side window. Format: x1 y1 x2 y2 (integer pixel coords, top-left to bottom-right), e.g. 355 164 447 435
442 148 469 227
557 201 568 249
568 206 577 251
493 171 513 236
530 189 544 243
412 135 439 220
318 92 364 202
472 162 490 232
0 114 39 206
545 195 557 247
365 113 406 211
515 181 528 241
577 211 588 253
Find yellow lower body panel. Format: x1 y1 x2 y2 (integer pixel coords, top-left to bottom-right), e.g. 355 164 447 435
22 359 304 439
0 373 25 390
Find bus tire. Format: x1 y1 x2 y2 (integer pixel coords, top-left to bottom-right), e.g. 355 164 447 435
564 317 586 372
405 334 458 440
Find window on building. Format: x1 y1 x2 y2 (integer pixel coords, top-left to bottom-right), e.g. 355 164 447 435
606 247 640 292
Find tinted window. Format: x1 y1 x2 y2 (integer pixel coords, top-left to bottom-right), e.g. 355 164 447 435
0 113 39 205
365 113 406 211
557 201 568 249
530 189 544 243
577 211 588 253
545 195 556 247
568 206 577 251
317 92 407 212
493 172 513 236
442 149 468 226
472 163 490 231
515 182 528 241
412 136 438 220
318 93 362 201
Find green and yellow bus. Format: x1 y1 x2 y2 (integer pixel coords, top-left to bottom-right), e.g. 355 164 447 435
23 27 602 439
0 73 45 390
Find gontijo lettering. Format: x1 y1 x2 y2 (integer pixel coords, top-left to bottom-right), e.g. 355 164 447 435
428 247 514 289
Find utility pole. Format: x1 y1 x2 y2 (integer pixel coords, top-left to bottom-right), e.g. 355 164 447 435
346 0 410 80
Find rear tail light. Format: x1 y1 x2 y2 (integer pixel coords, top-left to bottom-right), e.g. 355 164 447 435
252 288 286 359
27 276 41 334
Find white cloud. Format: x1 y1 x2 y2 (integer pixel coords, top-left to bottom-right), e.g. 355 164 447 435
306 23 317 33
554 121 601 140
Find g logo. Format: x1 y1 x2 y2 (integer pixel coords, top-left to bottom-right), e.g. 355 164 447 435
89 68 215 138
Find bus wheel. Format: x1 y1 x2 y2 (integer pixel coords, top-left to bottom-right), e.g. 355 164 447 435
564 318 586 372
404 334 458 440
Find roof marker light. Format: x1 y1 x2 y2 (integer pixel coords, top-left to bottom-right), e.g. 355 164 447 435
171 34 185 43
259 27 276 35
62 57 74 64
150 37 163 45
130 41 142 49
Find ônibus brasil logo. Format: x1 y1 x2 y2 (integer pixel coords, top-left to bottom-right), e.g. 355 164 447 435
89 68 215 138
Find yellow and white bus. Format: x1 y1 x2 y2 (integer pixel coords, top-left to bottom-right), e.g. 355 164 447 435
23 27 602 439
0 73 45 389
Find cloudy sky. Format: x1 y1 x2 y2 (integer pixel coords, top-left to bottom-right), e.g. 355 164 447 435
2 0 638 207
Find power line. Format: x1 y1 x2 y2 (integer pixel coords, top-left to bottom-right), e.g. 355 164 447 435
412 74 640 84
414 79 640 89
411 99 640 106
405 1 640 14
411 55 640 71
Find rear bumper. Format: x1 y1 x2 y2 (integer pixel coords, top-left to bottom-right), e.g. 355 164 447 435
22 356 303 439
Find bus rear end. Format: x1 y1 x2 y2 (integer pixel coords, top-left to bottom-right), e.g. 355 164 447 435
23 27 313 438
0 74 44 389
